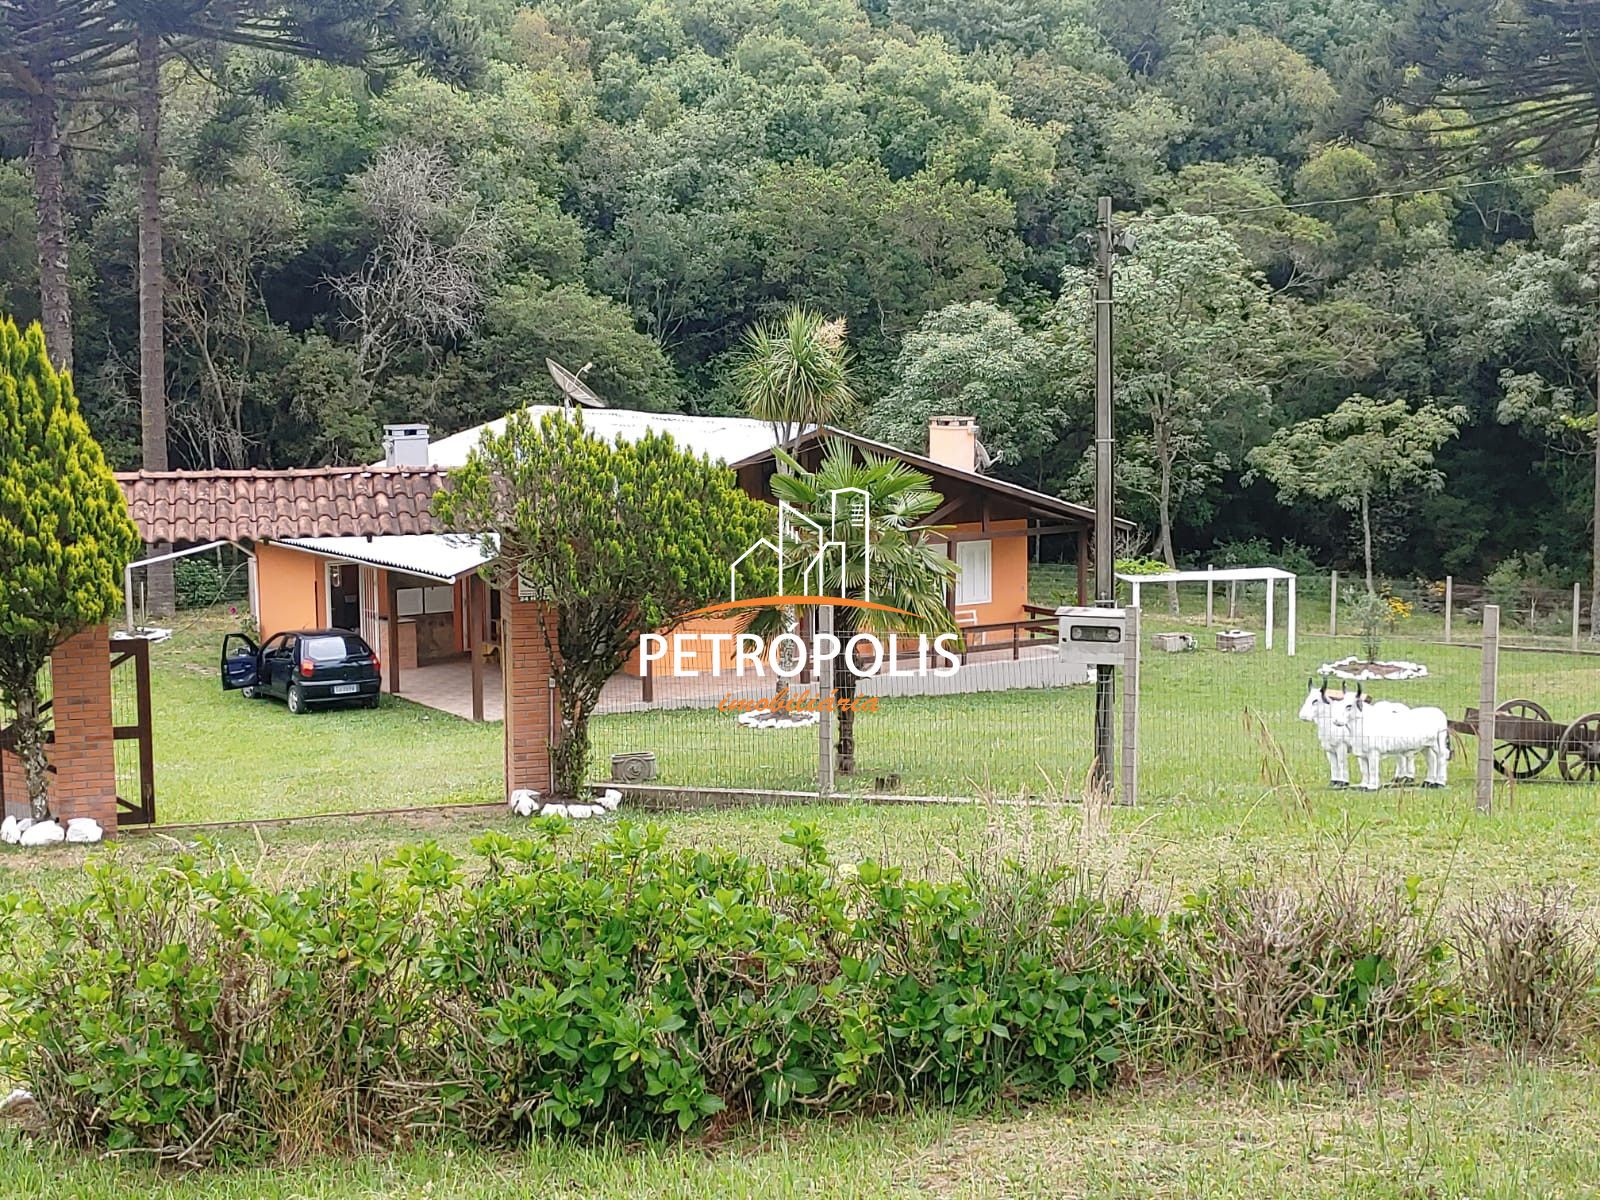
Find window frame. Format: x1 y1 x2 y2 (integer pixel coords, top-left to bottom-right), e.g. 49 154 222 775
953 538 993 608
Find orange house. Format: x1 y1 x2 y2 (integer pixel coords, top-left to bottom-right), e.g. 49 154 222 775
117 412 1110 719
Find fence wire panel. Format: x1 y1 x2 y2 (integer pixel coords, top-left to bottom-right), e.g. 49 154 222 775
579 575 1599 803
1490 647 1600 788
587 675 821 793
837 658 1098 800
584 654 1099 800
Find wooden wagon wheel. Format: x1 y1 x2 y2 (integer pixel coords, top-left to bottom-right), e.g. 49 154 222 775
1494 698 1555 779
1557 712 1600 783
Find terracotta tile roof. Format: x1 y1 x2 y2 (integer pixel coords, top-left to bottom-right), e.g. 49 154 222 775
116 467 451 544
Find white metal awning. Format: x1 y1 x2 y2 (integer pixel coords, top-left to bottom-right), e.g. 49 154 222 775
276 533 498 583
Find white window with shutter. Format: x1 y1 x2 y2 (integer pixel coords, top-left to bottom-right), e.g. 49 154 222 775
954 539 992 607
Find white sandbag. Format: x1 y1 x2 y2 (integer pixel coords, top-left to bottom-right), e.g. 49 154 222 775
19 820 64 847
509 789 542 817
66 818 104 844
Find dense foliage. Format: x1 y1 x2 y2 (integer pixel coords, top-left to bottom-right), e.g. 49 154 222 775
5 822 1589 1164
0 318 140 819
433 409 772 796
3 0 1598 582
0 824 1154 1162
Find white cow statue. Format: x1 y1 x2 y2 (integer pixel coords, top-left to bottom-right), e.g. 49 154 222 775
1297 681 1420 788
1331 687 1451 791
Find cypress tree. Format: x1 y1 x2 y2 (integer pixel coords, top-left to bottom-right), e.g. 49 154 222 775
0 316 141 820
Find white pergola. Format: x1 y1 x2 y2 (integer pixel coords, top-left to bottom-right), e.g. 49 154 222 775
1116 566 1297 656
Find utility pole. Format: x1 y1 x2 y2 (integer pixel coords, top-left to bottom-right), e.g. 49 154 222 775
1092 195 1116 791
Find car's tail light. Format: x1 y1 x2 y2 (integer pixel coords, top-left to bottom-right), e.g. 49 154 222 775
300 659 315 678
370 653 381 673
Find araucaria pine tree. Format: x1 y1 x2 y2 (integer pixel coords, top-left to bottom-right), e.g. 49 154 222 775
0 318 141 820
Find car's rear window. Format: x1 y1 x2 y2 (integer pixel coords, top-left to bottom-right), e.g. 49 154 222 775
304 635 369 662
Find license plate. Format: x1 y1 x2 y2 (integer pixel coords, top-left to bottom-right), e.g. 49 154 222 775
333 684 358 695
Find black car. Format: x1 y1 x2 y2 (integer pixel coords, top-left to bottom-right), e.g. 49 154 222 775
221 629 382 714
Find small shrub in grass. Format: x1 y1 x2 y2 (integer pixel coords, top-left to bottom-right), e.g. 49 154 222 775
1454 888 1599 1047
0 822 1154 1162
1161 872 1459 1073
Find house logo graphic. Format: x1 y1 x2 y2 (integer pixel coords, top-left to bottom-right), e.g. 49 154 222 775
731 487 871 604
679 487 915 621
639 487 962 681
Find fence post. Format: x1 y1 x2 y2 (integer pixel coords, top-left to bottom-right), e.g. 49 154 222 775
1329 570 1337 636
1444 576 1453 644
817 604 834 796
1574 582 1582 650
1120 604 1139 806
1476 604 1499 815
1205 565 1214 627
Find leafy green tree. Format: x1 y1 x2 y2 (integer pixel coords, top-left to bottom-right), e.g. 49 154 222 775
453 272 684 420
735 304 855 450
0 317 141 820
1051 213 1278 586
1162 161 1333 288
868 301 1062 482
1480 202 1600 634
1167 32 1337 165
1246 395 1465 592
433 410 772 799
756 441 956 775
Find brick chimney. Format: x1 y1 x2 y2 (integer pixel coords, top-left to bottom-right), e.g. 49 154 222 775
927 415 978 473
383 423 430 467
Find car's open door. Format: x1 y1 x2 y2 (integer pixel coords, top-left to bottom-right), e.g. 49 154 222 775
220 632 259 690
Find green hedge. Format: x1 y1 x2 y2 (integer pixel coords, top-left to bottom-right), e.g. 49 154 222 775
0 823 1155 1163
2 823 1582 1167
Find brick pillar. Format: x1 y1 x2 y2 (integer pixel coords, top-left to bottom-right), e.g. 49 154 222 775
46 626 118 832
0 743 26 821
502 588 556 799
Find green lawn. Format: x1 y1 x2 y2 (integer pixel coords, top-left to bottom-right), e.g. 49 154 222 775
141 612 504 825
0 606 1594 904
5 607 1600 1196
7 1059 1600 1198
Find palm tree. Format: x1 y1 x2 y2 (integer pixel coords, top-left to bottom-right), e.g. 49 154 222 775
753 441 957 776
735 305 855 451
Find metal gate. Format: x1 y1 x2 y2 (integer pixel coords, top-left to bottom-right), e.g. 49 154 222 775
110 636 155 825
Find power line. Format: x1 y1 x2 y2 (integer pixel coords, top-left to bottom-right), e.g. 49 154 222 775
1193 166 1587 217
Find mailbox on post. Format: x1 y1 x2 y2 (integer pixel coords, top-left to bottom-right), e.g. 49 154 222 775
1056 605 1128 671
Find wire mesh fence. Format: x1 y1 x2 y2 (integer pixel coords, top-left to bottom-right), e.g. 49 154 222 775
580 582 1600 808
585 650 1100 801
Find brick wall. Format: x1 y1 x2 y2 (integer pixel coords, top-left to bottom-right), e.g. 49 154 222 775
501 589 556 798
0 626 118 831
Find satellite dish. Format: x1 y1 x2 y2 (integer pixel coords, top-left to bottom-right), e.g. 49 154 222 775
546 358 605 409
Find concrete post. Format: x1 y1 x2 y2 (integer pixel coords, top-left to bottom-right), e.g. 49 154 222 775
1476 604 1500 816
817 604 834 796
1444 576 1453 644
1287 576 1297 658
1329 570 1338 636
1119 605 1139 806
